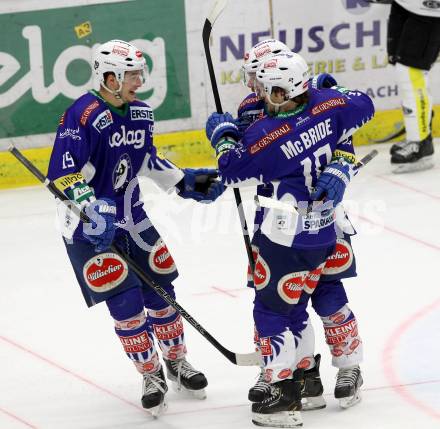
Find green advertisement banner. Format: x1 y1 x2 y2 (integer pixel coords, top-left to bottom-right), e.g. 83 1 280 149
0 0 190 139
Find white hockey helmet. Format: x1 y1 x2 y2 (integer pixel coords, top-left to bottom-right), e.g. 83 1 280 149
93 39 147 91
241 39 290 87
256 52 310 102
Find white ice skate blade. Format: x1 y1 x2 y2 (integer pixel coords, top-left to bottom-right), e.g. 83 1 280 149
392 156 434 174
301 395 326 411
148 400 168 418
170 380 207 400
338 391 362 409
252 410 303 428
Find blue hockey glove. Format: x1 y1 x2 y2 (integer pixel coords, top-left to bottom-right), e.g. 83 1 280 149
311 161 355 208
176 168 225 203
205 112 240 156
82 198 117 252
309 73 338 90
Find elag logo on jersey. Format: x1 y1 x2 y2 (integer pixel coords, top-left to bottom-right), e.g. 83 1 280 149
92 109 113 132
109 125 145 149
153 315 183 341
322 238 353 275
83 253 128 293
148 238 176 274
249 124 292 155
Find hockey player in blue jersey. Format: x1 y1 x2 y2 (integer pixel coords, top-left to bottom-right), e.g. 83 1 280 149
206 52 374 427
47 39 224 416
235 39 369 414
237 39 327 412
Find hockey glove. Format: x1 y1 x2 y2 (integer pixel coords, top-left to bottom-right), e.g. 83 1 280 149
205 112 240 157
309 73 337 90
82 198 117 252
176 168 225 203
311 161 355 208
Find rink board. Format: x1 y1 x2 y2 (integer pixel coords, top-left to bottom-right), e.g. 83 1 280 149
2 105 439 190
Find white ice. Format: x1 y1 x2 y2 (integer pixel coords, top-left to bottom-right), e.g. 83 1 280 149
1 142 439 429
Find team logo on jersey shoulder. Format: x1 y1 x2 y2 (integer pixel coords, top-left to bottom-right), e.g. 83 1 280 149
83 253 128 293
92 109 113 132
322 238 353 275
113 153 133 192
130 106 154 121
148 238 176 274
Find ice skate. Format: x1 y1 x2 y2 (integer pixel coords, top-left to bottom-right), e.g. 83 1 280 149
141 367 168 417
334 365 363 409
248 368 271 402
251 370 303 428
391 134 434 173
164 357 207 399
301 354 326 411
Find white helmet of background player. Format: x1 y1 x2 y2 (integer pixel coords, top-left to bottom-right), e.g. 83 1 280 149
255 52 310 110
93 39 147 94
241 39 290 90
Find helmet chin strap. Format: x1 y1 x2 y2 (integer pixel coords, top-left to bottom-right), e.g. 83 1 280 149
101 80 125 102
265 94 290 114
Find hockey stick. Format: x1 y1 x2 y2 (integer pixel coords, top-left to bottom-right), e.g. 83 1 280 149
8 145 260 367
202 0 256 274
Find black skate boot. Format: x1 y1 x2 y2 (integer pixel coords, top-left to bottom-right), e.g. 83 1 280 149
301 354 326 411
251 369 303 428
141 367 168 417
390 110 434 155
391 134 434 173
164 357 207 399
334 365 363 409
248 369 271 402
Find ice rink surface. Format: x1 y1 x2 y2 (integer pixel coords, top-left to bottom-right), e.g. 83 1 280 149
1 142 439 429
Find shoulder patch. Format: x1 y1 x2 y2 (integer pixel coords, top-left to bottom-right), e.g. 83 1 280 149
238 95 260 111
311 97 346 116
80 100 100 126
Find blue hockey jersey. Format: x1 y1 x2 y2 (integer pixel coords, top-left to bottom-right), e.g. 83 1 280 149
47 91 184 240
220 86 374 249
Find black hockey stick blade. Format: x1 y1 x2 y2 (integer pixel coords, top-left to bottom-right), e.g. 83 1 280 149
8 145 260 367
354 149 379 170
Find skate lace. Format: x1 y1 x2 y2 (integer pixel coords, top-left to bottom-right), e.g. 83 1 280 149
261 384 281 404
143 372 166 396
396 142 420 157
335 367 359 388
169 359 199 390
252 370 271 393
